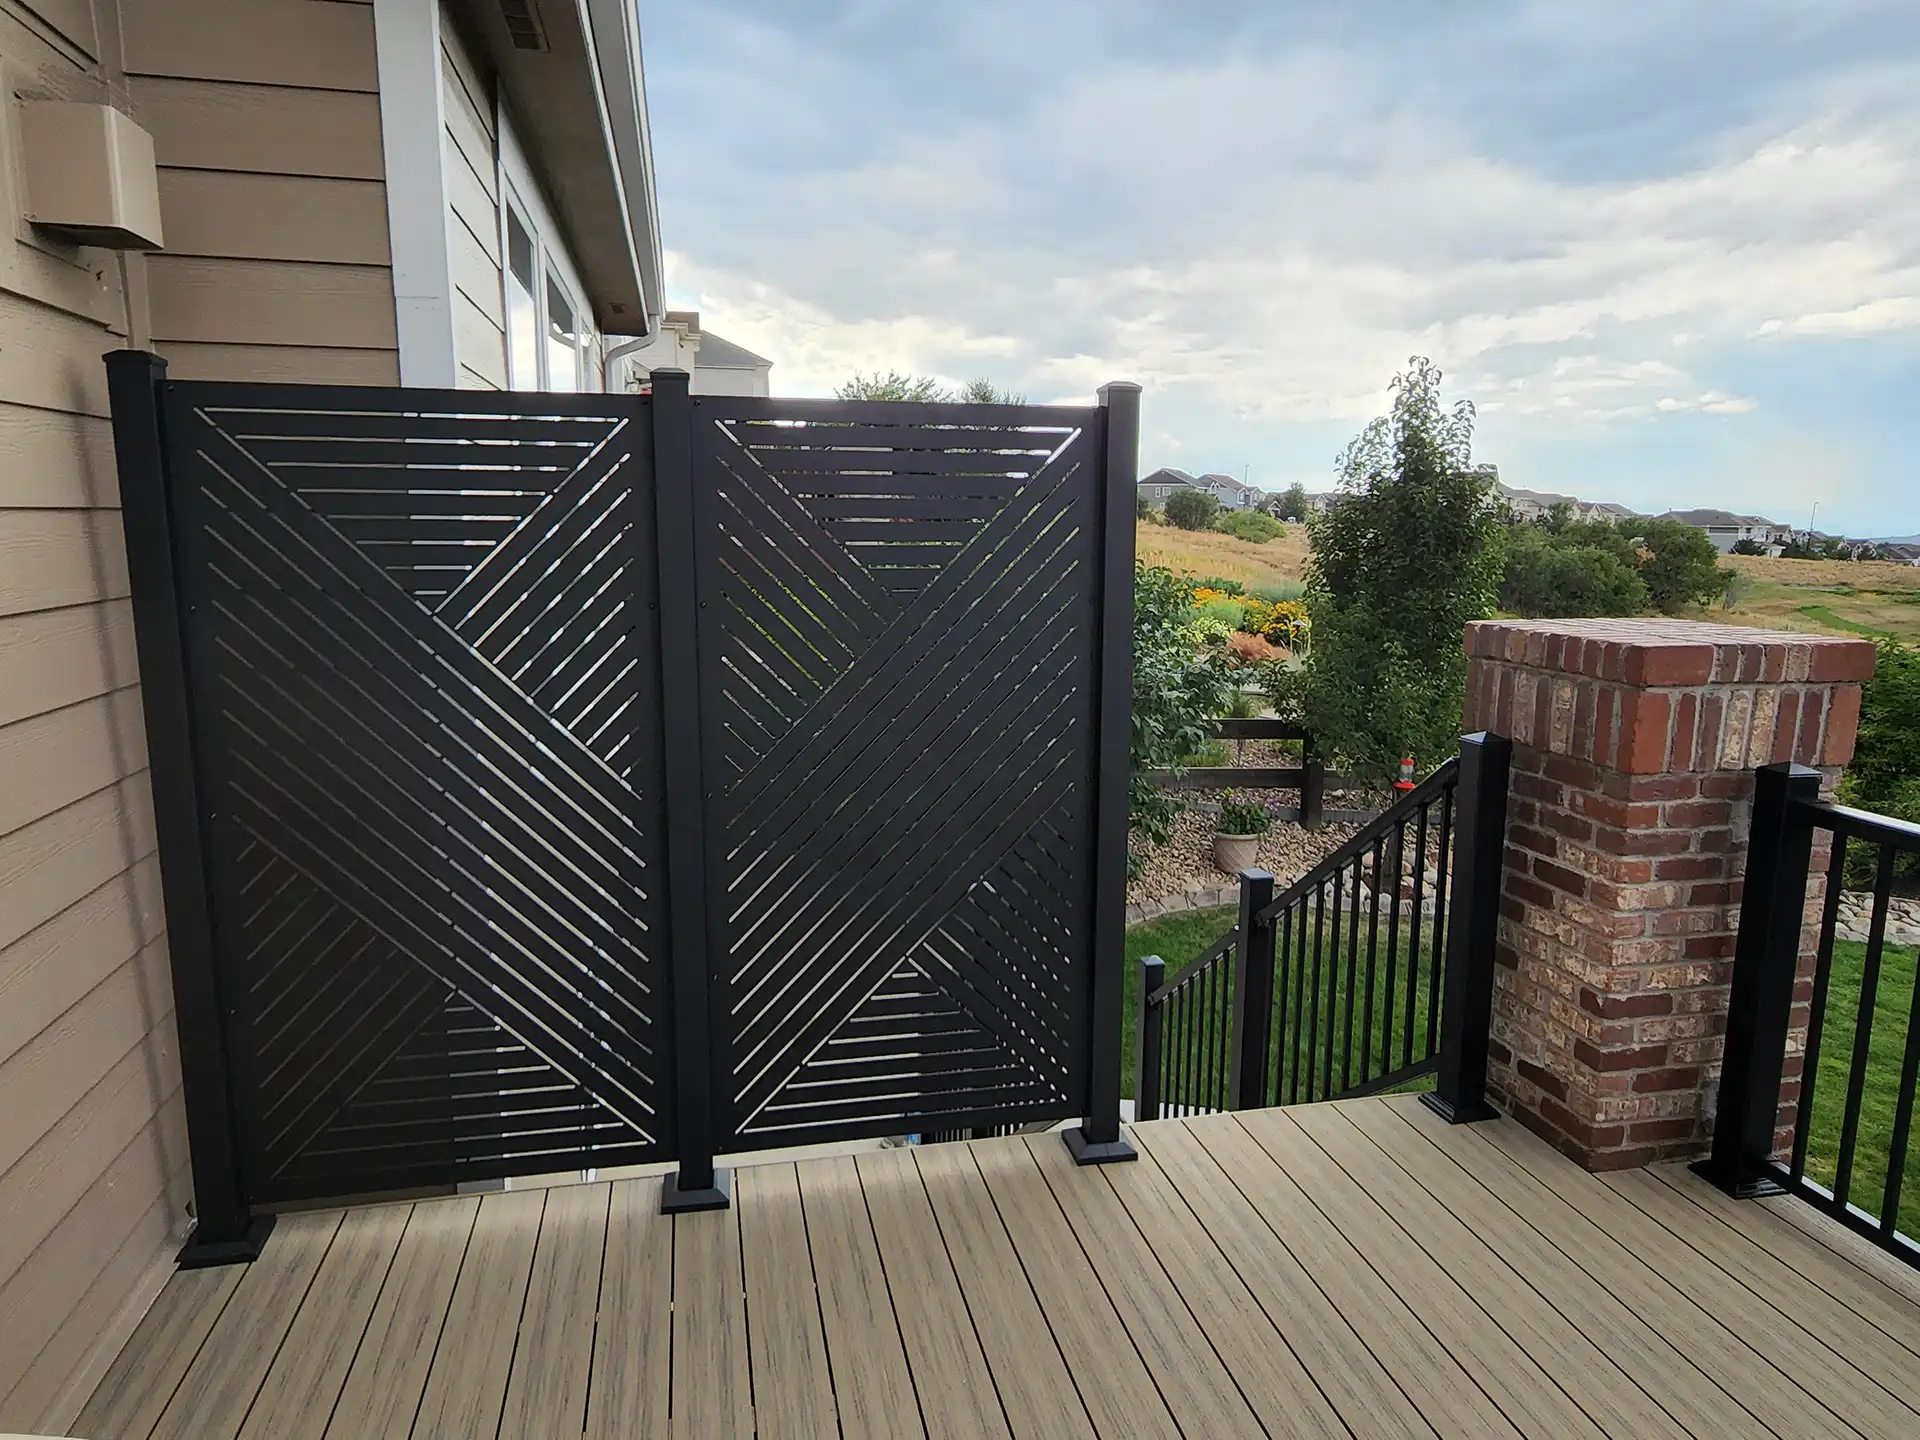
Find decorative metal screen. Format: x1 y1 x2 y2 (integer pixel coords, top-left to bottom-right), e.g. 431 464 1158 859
165 385 671 1201
688 398 1103 1148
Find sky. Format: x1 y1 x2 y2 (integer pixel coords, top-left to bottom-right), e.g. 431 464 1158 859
638 1 1920 538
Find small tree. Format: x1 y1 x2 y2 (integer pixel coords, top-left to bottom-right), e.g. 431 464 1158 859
1136 491 1153 519
1729 537 1768 556
1164 488 1220 531
1632 518 1731 613
958 378 1026 404
1304 358 1501 783
1129 565 1233 877
1269 483 1310 522
1838 640 1920 884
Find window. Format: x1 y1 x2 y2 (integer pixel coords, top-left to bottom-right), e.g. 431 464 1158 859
545 270 581 393
505 202 540 389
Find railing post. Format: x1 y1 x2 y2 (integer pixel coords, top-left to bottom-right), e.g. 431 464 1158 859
1136 956 1166 1123
1424 731 1512 1124
1229 870 1277 1109
1697 762 1820 1197
1067 380 1141 1165
1300 743 1326 831
651 368 729 1212
105 351 274 1265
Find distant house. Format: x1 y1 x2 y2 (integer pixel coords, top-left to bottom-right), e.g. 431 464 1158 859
1137 468 1263 511
1881 542 1920 566
1657 509 1792 554
1497 484 1638 525
624 309 773 396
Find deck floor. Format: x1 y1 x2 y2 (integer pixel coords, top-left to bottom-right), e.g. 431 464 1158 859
71 1095 1920 1439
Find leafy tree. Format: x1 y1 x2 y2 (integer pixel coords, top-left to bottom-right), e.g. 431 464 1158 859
958 378 1026 404
1163 488 1220 531
1303 358 1501 782
1499 523 1650 617
1632 518 1732 613
1129 565 1233 876
1136 491 1154 519
1838 640 1920 884
1730 537 1768 556
1268 483 1310 522
836 370 951 401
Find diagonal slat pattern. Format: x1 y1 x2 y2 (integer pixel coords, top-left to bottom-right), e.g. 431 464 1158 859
691 398 1102 1148
169 387 672 1201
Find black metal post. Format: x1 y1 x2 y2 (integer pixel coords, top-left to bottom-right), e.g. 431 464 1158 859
1066 380 1141 1166
1423 732 1512 1124
1697 762 1819 1197
1228 870 1277 1109
1136 956 1166 1123
105 350 274 1266
650 369 729 1212
1300 744 1326 832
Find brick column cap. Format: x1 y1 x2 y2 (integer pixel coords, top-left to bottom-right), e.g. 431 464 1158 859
1465 619 1876 688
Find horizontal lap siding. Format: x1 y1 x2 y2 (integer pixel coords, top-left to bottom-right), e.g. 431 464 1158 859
0 0 389 1427
124 0 398 381
442 13 506 390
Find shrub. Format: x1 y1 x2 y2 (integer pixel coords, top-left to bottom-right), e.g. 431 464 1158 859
1304 358 1501 783
1252 581 1306 604
1195 596 1247 632
1632 518 1732 613
1730 537 1768 556
1194 576 1247 596
1256 658 1307 724
1499 524 1650 618
1214 509 1285 543
1226 632 1282 665
1839 640 1920 885
1217 797 1273 835
1224 686 1260 719
1269 483 1310 522
1164 489 1221 530
1130 564 1233 876
1136 491 1153 519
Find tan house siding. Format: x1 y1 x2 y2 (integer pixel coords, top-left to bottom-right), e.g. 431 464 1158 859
0 1 190 1429
124 0 400 384
441 7 506 390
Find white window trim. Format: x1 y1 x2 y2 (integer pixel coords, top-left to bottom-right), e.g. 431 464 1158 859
496 101 600 393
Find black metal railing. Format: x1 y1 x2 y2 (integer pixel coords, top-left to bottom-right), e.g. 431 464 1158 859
1703 763 1920 1268
1136 732 1511 1123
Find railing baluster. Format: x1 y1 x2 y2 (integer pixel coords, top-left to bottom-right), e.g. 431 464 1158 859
1307 880 1325 1102
1341 854 1362 1092
1879 905 1920 1237
1793 833 1848 1183
1383 815 1405 1081
1273 905 1293 1108
1834 845 1897 1210
1427 784 1455 1056
1362 835 1384 1085
1405 801 1429 1070
1290 898 1307 1104
1231 872 1277 1110
1323 867 1343 1100
1136 956 1165 1123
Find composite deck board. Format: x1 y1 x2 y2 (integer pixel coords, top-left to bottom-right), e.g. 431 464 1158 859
72 1102 1920 1440
498 1181 611 1440
854 1147 1011 1440
1756 1188 1920 1312
147 1209 342 1440
963 1138 1183 1440
1368 1097 1781 1440
583 1178 671 1440
323 1194 480 1440
911 1142 1097 1440
1294 1103 1691 1439
236 1203 411 1440
1023 1133 1267 1438
1130 1120 1438 1440
1185 1114 1525 1438
735 1162 840 1440
1477 1107 1920 1440
797 1155 925 1440
409 1188 545 1440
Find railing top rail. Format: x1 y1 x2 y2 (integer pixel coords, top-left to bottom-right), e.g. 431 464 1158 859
1254 756 1461 924
1793 798 1920 852
1147 925 1239 1004
1208 718 1311 741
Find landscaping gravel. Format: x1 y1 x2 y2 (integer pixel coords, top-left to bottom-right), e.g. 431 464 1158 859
1126 794 1361 913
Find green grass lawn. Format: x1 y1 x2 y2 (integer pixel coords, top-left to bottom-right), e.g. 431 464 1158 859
1798 938 1920 1239
1122 904 1439 1106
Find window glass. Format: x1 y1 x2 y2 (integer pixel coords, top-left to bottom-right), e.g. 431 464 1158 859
504 202 540 389
546 271 581 393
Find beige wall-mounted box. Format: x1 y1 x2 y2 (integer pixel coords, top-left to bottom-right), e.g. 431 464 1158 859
18 100 165 250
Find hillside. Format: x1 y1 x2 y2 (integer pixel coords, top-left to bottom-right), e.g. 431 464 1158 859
1135 520 1309 590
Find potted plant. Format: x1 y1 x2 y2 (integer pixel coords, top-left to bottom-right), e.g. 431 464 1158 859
1213 794 1271 873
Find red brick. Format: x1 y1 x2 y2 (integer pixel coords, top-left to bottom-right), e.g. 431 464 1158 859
1654 855 1725 881
1594 686 1618 765
1684 935 1737 959
1540 809 1596 844
1687 882 1734 907
1624 642 1715 687
1504 873 1555 910
1535 857 1589 898
1694 693 1724 770
1771 690 1800 763
1621 775 1702 801
1823 684 1862 766
1796 691 1823 765
1670 691 1699 773
1578 988 1673 1019
1509 823 1560 857
1807 639 1877 682
1626 1116 1700 1143
1573 1039 1668 1072
1632 1065 1703 1092
1665 799 1732 828
1618 689 1673 773
1517 1058 1568 1103
1572 682 1597 762
1700 772 1751 799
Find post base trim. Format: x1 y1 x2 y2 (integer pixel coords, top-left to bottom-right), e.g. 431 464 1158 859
177 1213 276 1269
662 1166 732 1213
1689 1158 1787 1199
1063 1126 1138 1165
1421 1091 1499 1125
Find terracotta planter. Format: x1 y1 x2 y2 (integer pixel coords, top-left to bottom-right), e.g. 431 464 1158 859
1212 832 1260 874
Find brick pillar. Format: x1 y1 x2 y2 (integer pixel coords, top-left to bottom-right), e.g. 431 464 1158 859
1463 619 1875 1169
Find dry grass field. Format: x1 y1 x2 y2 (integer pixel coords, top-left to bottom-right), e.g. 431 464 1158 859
1135 519 1310 590
1135 522 1920 645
